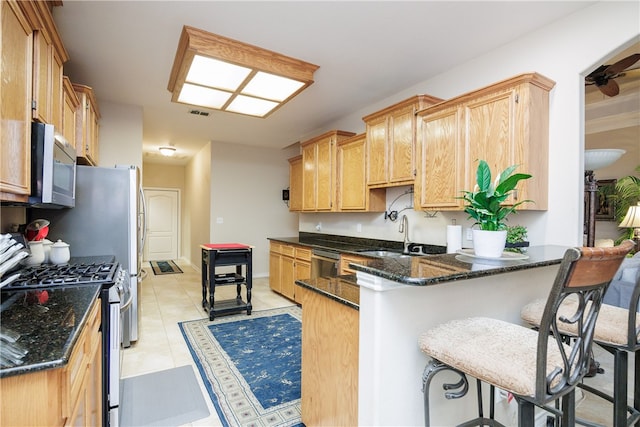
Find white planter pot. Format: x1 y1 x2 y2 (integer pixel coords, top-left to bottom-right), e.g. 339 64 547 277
472 229 507 258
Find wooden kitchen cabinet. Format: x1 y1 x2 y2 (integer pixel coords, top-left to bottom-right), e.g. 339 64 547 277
337 133 385 212
23 0 68 129
301 130 355 211
269 242 311 302
299 285 358 426
288 155 302 211
339 253 370 275
363 95 442 188
0 299 102 427
0 0 33 202
415 73 555 211
73 84 101 166
414 105 465 210
62 77 80 149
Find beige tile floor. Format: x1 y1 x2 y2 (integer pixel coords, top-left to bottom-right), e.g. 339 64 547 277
122 260 634 427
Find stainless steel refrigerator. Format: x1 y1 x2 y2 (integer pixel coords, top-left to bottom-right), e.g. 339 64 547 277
33 165 146 347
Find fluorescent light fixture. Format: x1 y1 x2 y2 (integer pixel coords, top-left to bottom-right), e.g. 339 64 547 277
168 26 319 118
159 146 176 157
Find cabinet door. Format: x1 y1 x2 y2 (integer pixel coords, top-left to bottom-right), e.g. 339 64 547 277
338 135 366 210
315 136 334 211
269 250 282 293
51 50 64 131
288 156 302 211
62 77 79 149
366 116 387 186
1 0 33 201
280 255 295 300
294 260 310 304
388 104 416 184
32 30 52 123
301 143 317 211
465 90 516 202
416 107 465 210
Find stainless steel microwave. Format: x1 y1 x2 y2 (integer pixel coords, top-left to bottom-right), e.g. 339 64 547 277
29 123 76 208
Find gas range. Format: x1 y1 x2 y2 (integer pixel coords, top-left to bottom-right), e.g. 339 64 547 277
1 255 119 290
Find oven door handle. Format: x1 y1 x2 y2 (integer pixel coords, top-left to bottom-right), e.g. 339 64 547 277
120 291 134 313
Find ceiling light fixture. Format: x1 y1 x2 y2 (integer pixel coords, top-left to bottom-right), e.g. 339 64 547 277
159 146 176 157
167 26 319 118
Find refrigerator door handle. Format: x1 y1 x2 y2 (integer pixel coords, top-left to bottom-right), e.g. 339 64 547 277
138 186 147 277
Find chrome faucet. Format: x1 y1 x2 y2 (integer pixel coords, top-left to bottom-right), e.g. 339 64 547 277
399 214 411 254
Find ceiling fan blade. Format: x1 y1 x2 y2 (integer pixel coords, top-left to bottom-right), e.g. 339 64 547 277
603 53 640 75
598 79 620 97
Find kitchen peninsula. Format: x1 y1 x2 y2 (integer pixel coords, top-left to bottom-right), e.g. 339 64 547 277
297 245 569 426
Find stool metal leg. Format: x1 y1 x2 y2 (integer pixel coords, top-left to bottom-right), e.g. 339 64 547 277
422 359 469 427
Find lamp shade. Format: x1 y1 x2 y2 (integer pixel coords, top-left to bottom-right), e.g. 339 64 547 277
620 203 640 228
584 149 625 171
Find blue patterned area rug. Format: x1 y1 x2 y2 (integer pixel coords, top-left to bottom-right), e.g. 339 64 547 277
179 306 303 427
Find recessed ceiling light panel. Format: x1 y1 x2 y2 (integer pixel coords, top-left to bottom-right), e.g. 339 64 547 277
227 95 279 117
168 26 319 118
187 55 251 91
178 83 232 109
241 72 305 102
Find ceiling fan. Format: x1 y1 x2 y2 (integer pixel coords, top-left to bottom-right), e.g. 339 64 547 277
585 53 640 97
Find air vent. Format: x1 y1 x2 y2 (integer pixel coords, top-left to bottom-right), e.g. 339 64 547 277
188 109 210 116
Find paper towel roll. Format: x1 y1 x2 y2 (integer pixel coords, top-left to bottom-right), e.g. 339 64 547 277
447 225 462 253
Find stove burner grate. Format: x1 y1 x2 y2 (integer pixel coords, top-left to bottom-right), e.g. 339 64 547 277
5 262 118 289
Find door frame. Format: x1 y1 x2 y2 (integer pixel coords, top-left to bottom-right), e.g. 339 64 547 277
142 187 181 262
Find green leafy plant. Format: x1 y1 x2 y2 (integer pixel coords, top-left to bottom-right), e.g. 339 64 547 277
506 225 528 244
607 165 640 244
459 160 533 231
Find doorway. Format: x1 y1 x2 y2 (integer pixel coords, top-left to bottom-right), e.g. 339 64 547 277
144 188 180 261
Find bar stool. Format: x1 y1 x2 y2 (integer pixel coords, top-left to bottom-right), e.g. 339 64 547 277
418 241 634 427
521 243 639 427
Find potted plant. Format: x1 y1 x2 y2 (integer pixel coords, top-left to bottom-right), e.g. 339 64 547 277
459 160 533 257
505 225 530 249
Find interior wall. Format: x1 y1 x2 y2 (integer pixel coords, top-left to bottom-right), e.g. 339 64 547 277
209 141 299 277
185 142 211 268
299 1 640 249
142 162 186 259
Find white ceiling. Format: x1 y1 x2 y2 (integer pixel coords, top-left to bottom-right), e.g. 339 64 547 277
53 1 596 165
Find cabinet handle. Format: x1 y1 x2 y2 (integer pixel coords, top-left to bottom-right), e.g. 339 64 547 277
513 189 519 200
515 93 519 103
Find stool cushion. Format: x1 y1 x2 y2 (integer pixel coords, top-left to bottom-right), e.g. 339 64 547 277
521 298 638 347
418 317 569 397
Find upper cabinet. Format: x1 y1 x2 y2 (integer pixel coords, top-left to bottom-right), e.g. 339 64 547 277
62 77 79 149
301 130 355 211
288 155 303 212
73 84 101 166
0 0 34 202
22 0 68 128
415 73 556 211
363 95 442 188
336 133 385 212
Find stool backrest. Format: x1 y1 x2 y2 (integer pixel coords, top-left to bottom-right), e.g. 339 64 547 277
535 240 635 403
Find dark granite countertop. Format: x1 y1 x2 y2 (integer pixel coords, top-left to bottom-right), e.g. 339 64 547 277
296 275 360 310
350 245 570 286
0 284 101 378
268 232 446 256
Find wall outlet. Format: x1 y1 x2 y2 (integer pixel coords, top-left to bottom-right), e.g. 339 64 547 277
356 223 362 233
466 228 473 240
315 222 322 231
216 217 224 224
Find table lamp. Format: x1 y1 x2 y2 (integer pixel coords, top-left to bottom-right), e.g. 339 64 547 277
619 202 640 252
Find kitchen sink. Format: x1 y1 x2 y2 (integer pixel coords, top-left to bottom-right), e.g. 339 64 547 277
357 250 410 258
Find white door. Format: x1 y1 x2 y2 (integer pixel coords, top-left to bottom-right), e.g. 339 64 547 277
144 189 179 261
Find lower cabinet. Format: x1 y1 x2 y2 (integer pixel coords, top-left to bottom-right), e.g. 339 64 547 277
269 242 311 302
0 299 102 426
299 286 358 426
339 254 370 275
